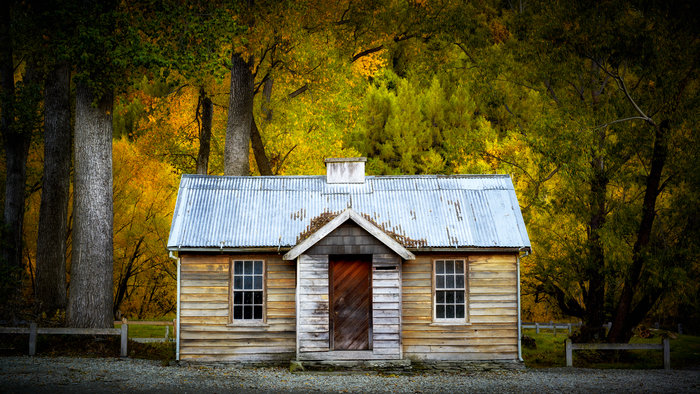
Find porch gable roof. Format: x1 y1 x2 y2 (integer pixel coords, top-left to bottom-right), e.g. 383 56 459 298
283 208 415 261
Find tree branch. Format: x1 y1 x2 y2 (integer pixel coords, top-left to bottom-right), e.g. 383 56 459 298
351 45 384 63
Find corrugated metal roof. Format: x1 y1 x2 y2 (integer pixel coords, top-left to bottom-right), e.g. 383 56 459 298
167 174 531 251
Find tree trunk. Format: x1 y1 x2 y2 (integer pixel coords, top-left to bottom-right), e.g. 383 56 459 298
0 0 24 300
580 133 608 341
196 88 212 175
224 52 254 176
262 76 273 121
608 121 669 343
251 118 273 176
113 236 143 317
67 81 114 328
35 61 72 312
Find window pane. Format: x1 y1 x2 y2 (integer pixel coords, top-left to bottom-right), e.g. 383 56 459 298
233 306 242 320
253 291 263 304
254 261 263 274
446 275 454 288
446 291 454 304
234 261 243 274
456 290 465 304
436 291 445 303
234 276 242 290
244 260 253 274
254 306 262 320
436 261 444 274
436 275 444 289
244 305 252 319
456 305 465 319
244 276 252 289
445 260 454 274
456 261 464 274
456 274 464 288
234 291 242 305
436 305 445 319
243 291 252 304
254 276 262 290
446 305 455 319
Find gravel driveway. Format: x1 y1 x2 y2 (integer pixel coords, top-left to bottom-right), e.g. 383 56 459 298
1 356 698 393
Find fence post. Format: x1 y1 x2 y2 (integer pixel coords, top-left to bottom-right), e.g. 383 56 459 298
165 325 169 341
535 323 539 334
28 323 37 356
677 323 683 335
551 321 556 337
663 338 670 370
120 318 128 357
568 323 572 334
565 339 572 367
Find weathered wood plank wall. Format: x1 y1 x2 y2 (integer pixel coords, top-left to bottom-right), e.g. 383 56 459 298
371 253 402 358
402 253 518 361
297 254 330 354
179 253 296 362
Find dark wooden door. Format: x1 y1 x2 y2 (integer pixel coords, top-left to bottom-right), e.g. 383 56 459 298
330 256 372 350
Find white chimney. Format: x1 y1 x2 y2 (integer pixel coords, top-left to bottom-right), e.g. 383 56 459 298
325 157 367 184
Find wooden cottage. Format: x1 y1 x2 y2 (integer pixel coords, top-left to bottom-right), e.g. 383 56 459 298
167 158 531 365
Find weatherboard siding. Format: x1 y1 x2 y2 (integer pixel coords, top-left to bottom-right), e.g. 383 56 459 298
401 253 519 361
179 253 296 362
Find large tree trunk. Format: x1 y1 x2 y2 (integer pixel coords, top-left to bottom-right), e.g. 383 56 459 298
608 121 669 343
35 62 72 312
580 135 608 341
224 52 254 176
0 0 25 299
67 82 114 328
196 88 212 175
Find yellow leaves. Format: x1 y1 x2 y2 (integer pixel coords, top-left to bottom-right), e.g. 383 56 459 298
351 49 388 79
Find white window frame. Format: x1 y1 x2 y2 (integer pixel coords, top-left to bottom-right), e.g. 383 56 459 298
229 259 266 325
432 259 468 324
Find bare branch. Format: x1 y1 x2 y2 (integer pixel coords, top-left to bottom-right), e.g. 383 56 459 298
594 116 649 130
544 79 561 105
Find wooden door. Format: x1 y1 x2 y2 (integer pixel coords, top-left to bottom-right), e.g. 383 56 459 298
330 256 372 350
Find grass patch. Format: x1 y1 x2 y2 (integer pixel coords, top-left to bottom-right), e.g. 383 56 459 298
114 323 173 339
522 329 700 369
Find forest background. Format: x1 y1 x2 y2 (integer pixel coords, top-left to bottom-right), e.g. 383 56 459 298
0 0 698 342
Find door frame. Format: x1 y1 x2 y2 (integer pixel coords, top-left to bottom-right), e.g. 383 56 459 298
328 254 373 351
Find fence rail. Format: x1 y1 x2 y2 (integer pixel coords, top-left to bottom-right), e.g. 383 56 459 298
565 338 670 370
0 321 127 357
522 321 583 335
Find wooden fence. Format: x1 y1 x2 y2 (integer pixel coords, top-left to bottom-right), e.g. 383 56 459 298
565 338 670 370
0 318 176 356
522 321 584 336
0 321 127 357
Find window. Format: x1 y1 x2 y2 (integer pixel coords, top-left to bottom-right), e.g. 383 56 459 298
230 260 265 322
434 259 466 321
